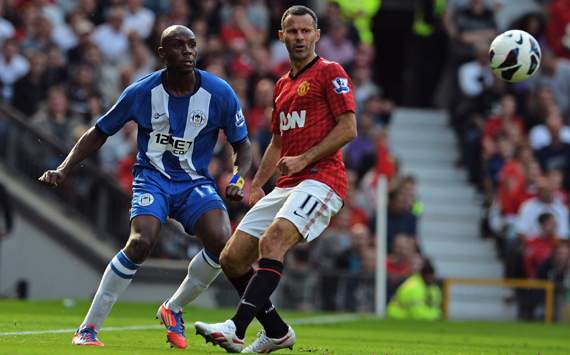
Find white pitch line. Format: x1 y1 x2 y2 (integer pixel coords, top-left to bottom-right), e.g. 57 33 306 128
0 325 162 337
0 314 366 337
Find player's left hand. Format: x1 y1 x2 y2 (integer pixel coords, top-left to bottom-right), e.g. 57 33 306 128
278 155 308 176
225 183 244 201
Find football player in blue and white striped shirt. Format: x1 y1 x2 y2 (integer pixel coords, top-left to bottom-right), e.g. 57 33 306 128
39 25 252 349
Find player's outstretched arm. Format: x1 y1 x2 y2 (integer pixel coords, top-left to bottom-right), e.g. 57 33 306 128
278 111 356 176
249 134 282 205
38 127 108 187
226 138 253 201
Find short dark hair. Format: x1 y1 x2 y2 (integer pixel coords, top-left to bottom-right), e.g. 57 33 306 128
538 212 554 225
281 5 318 29
421 259 435 277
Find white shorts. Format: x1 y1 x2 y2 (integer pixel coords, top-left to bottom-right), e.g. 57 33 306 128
237 179 343 242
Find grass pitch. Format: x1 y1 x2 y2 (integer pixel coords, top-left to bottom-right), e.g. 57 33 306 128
0 300 568 354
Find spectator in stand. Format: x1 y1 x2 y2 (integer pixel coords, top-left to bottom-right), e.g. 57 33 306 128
80 43 119 105
45 44 68 84
524 81 556 129
547 168 569 206
387 188 418 252
67 64 101 117
123 0 155 40
457 43 495 113
11 50 48 116
482 94 525 153
490 145 534 248
400 175 423 218
534 113 570 190
164 0 190 26
74 0 105 26
363 95 394 127
245 78 273 138
190 0 222 36
446 0 497 64
0 38 29 101
242 0 270 36
343 170 370 226
127 33 157 81
317 19 356 68
523 213 559 279
344 112 376 177
387 234 419 299
66 16 94 65
90 6 129 65
352 66 380 113
220 4 259 52
530 48 570 118
529 104 570 150
387 259 442 321
483 135 514 198
20 14 54 54
31 86 81 148
319 1 359 44
516 177 569 241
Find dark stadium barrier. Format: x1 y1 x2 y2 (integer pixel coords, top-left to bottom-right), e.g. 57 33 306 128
0 103 194 259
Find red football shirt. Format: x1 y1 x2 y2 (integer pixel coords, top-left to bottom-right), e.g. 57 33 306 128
271 56 355 199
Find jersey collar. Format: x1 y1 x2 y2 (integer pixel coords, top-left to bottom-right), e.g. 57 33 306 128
161 69 202 98
289 56 320 80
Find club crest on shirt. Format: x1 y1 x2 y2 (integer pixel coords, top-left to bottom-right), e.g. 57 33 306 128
189 110 207 127
297 80 310 96
138 193 154 206
332 77 350 94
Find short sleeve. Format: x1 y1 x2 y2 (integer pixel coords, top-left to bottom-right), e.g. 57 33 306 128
323 63 356 118
95 85 137 136
223 86 248 143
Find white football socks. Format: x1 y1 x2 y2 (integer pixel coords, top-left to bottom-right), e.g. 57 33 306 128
165 249 221 312
80 250 140 331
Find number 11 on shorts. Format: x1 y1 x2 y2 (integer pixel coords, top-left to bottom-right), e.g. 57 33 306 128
293 195 319 219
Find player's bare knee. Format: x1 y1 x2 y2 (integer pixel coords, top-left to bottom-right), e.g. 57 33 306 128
124 233 153 263
259 233 286 260
207 225 231 255
220 247 248 277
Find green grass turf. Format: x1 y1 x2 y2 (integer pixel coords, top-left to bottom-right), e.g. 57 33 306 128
0 300 568 354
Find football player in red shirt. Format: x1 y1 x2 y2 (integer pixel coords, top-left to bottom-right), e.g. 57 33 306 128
194 5 357 353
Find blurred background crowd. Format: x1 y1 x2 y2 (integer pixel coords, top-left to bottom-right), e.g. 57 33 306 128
0 0 569 318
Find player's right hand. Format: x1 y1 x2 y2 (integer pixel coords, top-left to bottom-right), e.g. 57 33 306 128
38 169 66 187
249 185 265 206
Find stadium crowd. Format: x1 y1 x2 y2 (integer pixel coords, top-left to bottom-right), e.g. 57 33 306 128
440 0 570 321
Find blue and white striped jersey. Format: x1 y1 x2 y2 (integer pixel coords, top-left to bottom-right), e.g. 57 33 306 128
96 69 248 181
